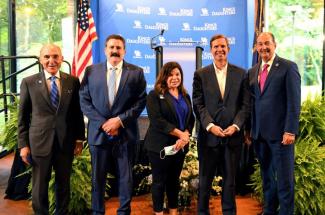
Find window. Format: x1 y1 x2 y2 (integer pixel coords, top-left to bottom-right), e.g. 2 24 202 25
15 0 75 81
0 1 9 131
265 0 324 100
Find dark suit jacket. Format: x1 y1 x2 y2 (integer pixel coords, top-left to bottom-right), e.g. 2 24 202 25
18 71 85 156
79 61 147 147
192 63 250 147
144 90 195 153
248 55 301 140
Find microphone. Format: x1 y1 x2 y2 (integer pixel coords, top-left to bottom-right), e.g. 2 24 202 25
151 29 165 49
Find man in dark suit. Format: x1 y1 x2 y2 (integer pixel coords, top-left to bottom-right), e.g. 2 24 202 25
18 44 85 215
79 34 147 215
248 32 301 215
193 34 250 215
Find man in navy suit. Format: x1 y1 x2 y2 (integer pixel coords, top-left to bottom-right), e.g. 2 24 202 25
193 34 250 215
18 44 85 215
79 34 147 215
248 32 301 215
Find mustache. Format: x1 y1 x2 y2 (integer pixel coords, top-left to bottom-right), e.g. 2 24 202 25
111 53 120 57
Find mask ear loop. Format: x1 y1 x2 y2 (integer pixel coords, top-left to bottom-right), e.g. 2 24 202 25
160 148 166 159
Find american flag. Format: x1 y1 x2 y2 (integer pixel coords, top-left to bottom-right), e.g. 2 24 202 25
251 0 265 66
72 0 98 80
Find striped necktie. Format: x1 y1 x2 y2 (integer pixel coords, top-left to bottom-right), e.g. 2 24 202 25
50 76 59 108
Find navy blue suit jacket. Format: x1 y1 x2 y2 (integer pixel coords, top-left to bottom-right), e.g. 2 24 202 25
79 61 147 147
248 55 301 141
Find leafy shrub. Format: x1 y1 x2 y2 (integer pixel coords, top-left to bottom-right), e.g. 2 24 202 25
0 96 19 151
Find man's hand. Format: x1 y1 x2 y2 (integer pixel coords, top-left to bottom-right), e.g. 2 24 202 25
244 130 252 146
74 141 83 156
210 125 226 137
20 146 31 165
223 125 237 137
282 132 295 145
101 117 122 136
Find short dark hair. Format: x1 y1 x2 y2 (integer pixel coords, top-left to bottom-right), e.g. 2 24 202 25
154 61 187 96
105 34 126 48
210 34 229 48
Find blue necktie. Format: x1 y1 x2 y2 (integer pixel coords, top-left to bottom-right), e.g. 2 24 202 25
108 67 116 107
50 76 59 108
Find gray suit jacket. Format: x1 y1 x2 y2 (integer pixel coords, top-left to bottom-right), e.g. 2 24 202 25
18 71 85 156
192 63 250 147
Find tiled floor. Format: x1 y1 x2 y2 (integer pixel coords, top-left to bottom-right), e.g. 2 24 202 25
0 153 262 214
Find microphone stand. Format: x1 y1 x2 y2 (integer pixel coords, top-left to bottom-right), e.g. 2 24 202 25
150 29 165 50
150 29 165 76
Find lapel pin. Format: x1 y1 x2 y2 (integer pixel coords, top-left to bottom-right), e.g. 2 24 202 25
275 63 279 67
38 80 42 84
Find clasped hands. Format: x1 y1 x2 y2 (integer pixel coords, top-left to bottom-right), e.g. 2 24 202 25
174 130 190 151
101 117 121 137
210 125 237 137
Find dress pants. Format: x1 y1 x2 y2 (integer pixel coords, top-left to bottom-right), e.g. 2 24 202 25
89 142 133 215
31 140 73 215
198 141 241 215
147 151 185 212
254 135 294 215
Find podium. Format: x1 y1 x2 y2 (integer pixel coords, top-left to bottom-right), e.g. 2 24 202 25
153 42 203 97
154 42 203 72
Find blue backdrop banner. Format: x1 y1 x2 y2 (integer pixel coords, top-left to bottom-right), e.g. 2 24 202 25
90 0 254 98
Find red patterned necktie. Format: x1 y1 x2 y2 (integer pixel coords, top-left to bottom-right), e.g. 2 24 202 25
259 64 269 92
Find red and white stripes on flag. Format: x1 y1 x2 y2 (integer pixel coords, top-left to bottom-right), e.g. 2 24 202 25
72 0 98 81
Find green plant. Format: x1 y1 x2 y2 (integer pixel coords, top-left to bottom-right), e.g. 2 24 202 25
250 95 325 214
299 95 325 144
26 145 93 215
294 136 325 214
0 96 19 151
133 164 152 195
50 144 93 214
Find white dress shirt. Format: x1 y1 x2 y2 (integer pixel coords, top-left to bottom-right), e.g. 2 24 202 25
213 62 227 98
